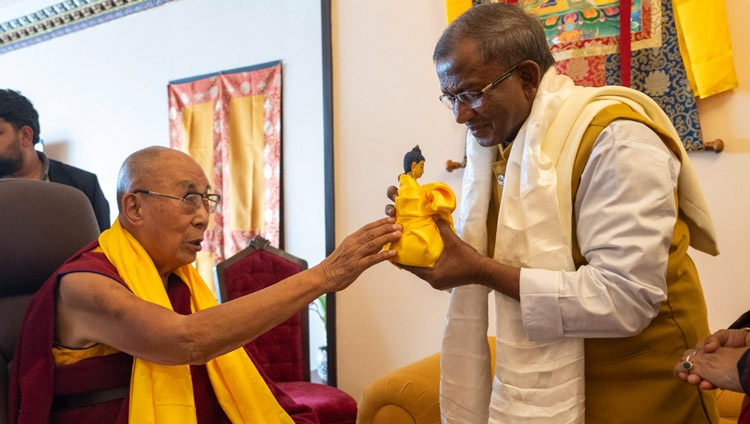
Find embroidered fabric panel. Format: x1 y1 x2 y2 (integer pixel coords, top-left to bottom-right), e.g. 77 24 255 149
528 0 661 61
603 0 703 151
168 62 282 286
521 0 704 150
448 1 706 150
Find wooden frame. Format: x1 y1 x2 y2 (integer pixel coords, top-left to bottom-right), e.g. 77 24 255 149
321 0 338 387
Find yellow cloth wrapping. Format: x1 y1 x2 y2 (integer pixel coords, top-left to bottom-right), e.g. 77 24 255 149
387 173 456 268
673 0 738 99
98 220 293 424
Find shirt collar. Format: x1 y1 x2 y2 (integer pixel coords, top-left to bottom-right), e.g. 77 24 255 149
37 150 50 181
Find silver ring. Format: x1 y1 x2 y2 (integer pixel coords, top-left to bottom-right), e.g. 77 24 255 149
682 349 701 372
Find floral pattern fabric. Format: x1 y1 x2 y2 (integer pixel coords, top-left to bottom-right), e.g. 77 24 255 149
168 62 282 288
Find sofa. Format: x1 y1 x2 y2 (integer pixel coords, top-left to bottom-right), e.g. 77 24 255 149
357 338 745 424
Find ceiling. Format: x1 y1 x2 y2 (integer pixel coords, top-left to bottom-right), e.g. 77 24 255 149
0 0 26 8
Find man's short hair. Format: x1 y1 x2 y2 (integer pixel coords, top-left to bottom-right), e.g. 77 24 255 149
0 89 41 144
433 3 556 73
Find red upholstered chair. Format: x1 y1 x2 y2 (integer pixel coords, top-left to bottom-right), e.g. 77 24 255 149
214 236 357 424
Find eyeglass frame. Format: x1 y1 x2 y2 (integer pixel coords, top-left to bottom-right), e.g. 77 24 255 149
132 189 221 214
439 61 523 110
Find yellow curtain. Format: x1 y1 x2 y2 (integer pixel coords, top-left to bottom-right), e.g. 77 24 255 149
673 0 738 99
445 0 473 24
178 101 218 284
228 95 266 233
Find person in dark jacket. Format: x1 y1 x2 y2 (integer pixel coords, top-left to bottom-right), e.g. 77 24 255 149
0 88 110 231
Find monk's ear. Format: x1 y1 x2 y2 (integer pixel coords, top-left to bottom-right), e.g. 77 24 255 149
516 60 542 100
121 193 143 225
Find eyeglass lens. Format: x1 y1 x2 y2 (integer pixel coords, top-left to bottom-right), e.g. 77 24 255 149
439 62 521 110
184 193 220 214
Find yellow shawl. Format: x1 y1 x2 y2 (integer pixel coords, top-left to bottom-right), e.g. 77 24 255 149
98 220 293 424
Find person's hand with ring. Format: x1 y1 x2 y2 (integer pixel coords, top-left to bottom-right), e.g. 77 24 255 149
674 329 750 392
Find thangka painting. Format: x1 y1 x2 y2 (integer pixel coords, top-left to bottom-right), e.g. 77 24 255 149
447 0 738 151
523 0 703 149
168 61 282 291
523 0 659 65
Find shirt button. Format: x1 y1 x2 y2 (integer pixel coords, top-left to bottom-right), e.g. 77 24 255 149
497 174 505 186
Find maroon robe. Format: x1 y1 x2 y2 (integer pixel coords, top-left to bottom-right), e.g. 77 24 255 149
730 311 750 424
9 241 318 424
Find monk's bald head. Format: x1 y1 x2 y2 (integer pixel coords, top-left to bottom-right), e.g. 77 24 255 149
115 146 199 213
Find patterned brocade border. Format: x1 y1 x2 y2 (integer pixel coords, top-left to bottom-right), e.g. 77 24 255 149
0 0 176 55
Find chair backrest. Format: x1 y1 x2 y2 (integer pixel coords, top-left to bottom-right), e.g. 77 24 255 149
0 179 100 424
214 236 310 382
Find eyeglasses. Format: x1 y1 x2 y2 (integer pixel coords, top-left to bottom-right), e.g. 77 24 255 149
439 62 522 110
133 190 221 214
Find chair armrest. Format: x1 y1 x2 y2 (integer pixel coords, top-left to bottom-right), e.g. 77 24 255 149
357 352 441 424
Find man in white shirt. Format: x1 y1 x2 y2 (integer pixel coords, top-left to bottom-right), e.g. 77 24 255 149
388 4 719 423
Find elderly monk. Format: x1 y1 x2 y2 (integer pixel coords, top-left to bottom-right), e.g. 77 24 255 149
9 146 402 424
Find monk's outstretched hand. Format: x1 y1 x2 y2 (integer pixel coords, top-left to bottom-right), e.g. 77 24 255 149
316 217 401 292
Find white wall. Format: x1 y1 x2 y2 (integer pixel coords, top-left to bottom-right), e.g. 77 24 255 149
0 0 326 266
689 0 750 330
332 0 467 400
333 0 750 402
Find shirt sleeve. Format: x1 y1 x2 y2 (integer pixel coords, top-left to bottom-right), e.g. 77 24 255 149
520 120 680 340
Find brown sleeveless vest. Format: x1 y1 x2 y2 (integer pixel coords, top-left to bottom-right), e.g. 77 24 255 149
489 104 718 423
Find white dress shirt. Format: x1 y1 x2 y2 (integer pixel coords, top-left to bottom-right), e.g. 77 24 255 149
520 119 681 340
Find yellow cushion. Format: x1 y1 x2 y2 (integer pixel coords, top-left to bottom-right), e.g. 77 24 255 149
717 388 744 423
358 352 441 424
